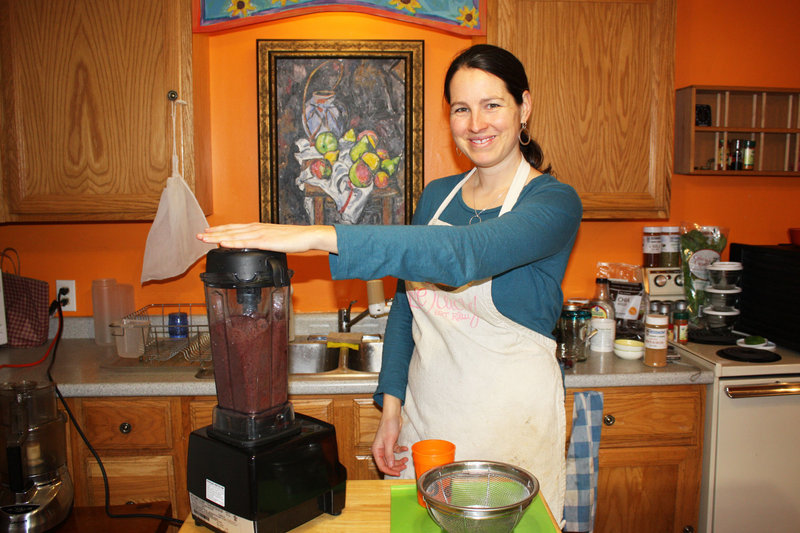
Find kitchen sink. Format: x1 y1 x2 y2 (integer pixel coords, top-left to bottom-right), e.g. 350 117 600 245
289 334 382 374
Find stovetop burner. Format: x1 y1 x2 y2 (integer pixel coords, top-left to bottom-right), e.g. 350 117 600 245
716 347 782 363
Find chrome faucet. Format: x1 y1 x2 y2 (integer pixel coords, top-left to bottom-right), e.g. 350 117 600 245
338 301 371 333
337 280 393 332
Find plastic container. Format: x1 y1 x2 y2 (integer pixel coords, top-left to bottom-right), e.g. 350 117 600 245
704 308 740 330
703 286 742 311
110 318 150 358
644 314 669 367
706 262 743 289
91 279 135 346
590 317 615 352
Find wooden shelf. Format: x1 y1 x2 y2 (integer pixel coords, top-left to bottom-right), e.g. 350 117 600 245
675 85 800 175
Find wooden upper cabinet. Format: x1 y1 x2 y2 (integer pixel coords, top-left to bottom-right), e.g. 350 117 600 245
487 0 676 219
0 0 211 222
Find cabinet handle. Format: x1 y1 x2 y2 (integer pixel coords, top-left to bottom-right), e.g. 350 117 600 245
683 526 695 533
603 414 615 426
119 422 132 434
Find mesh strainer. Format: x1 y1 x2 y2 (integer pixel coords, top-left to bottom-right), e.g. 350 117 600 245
416 460 539 533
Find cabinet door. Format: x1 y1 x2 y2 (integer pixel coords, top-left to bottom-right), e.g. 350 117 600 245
84 455 177 509
488 0 675 219
595 446 700 533
0 0 207 221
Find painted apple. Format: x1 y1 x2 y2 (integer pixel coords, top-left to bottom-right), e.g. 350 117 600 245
314 131 338 154
357 130 378 147
374 171 390 189
310 159 331 179
348 160 373 188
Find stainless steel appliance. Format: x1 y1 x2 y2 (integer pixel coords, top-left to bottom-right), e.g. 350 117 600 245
187 248 346 533
0 381 74 532
675 341 800 532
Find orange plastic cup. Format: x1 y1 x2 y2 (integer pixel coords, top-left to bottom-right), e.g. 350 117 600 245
411 439 455 507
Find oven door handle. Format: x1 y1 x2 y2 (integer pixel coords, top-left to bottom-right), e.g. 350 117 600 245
725 382 800 399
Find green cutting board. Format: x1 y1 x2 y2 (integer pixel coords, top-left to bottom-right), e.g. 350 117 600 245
389 484 559 532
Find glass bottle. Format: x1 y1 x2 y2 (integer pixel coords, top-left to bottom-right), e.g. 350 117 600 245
589 278 615 320
660 226 681 267
642 227 661 267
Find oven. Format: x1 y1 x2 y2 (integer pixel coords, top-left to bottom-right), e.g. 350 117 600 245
675 341 800 532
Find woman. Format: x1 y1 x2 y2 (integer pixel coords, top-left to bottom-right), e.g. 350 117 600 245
198 44 581 521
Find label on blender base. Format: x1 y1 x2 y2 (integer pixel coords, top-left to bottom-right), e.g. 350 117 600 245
190 493 255 533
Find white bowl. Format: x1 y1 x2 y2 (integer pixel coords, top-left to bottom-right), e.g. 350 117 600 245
613 339 644 360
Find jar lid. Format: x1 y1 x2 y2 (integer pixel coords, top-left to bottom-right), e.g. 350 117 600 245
703 286 742 294
702 308 740 316
662 226 680 232
643 226 660 232
706 261 742 271
645 314 669 325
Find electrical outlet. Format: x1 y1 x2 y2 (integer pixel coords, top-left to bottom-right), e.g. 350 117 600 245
56 280 77 312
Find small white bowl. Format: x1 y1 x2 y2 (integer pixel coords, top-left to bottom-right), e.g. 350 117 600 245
613 339 644 360
736 338 776 351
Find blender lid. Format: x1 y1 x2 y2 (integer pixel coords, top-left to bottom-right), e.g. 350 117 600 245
201 248 292 288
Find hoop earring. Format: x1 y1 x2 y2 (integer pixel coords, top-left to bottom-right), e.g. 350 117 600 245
519 123 531 146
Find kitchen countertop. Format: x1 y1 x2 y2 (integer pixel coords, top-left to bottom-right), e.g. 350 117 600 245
176 480 559 532
0 338 712 397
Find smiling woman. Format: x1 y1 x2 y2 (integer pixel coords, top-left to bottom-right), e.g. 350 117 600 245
198 44 582 525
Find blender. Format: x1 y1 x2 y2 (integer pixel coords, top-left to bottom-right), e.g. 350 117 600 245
0 381 74 532
187 248 346 532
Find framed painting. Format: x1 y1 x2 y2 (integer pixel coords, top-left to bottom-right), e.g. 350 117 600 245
257 40 424 225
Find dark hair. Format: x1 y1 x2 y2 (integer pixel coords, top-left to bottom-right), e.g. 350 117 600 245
444 44 552 174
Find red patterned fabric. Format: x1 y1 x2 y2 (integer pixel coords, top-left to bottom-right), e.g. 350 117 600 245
1 249 49 347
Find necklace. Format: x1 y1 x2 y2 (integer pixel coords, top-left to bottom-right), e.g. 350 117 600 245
469 182 507 224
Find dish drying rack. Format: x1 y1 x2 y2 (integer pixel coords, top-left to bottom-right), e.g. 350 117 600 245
120 304 211 364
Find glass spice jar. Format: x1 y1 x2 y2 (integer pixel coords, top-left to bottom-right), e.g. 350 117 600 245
728 139 746 170
660 226 681 267
642 227 661 268
742 140 756 170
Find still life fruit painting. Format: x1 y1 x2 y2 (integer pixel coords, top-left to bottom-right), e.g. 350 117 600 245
261 44 421 226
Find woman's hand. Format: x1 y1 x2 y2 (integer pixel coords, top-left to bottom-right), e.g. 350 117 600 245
197 223 338 253
371 394 408 476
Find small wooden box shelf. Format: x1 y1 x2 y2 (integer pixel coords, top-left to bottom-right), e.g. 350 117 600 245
675 86 800 176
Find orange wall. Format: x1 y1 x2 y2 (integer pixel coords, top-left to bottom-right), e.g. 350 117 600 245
1 0 799 316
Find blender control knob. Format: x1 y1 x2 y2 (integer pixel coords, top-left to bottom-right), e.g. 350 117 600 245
119 422 132 434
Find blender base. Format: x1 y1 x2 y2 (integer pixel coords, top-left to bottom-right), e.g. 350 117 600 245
187 413 347 533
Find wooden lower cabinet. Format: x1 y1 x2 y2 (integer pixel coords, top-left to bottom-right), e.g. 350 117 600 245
65 397 187 518
66 385 702 530
565 385 704 533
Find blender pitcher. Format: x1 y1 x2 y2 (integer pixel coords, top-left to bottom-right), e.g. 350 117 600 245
201 248 295 446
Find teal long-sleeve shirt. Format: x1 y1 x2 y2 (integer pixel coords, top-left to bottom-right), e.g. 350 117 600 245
328 171 582 406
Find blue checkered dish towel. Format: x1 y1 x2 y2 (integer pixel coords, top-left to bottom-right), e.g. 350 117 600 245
563 390 603 532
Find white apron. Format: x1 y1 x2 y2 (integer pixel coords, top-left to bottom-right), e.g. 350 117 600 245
398 158 566 523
